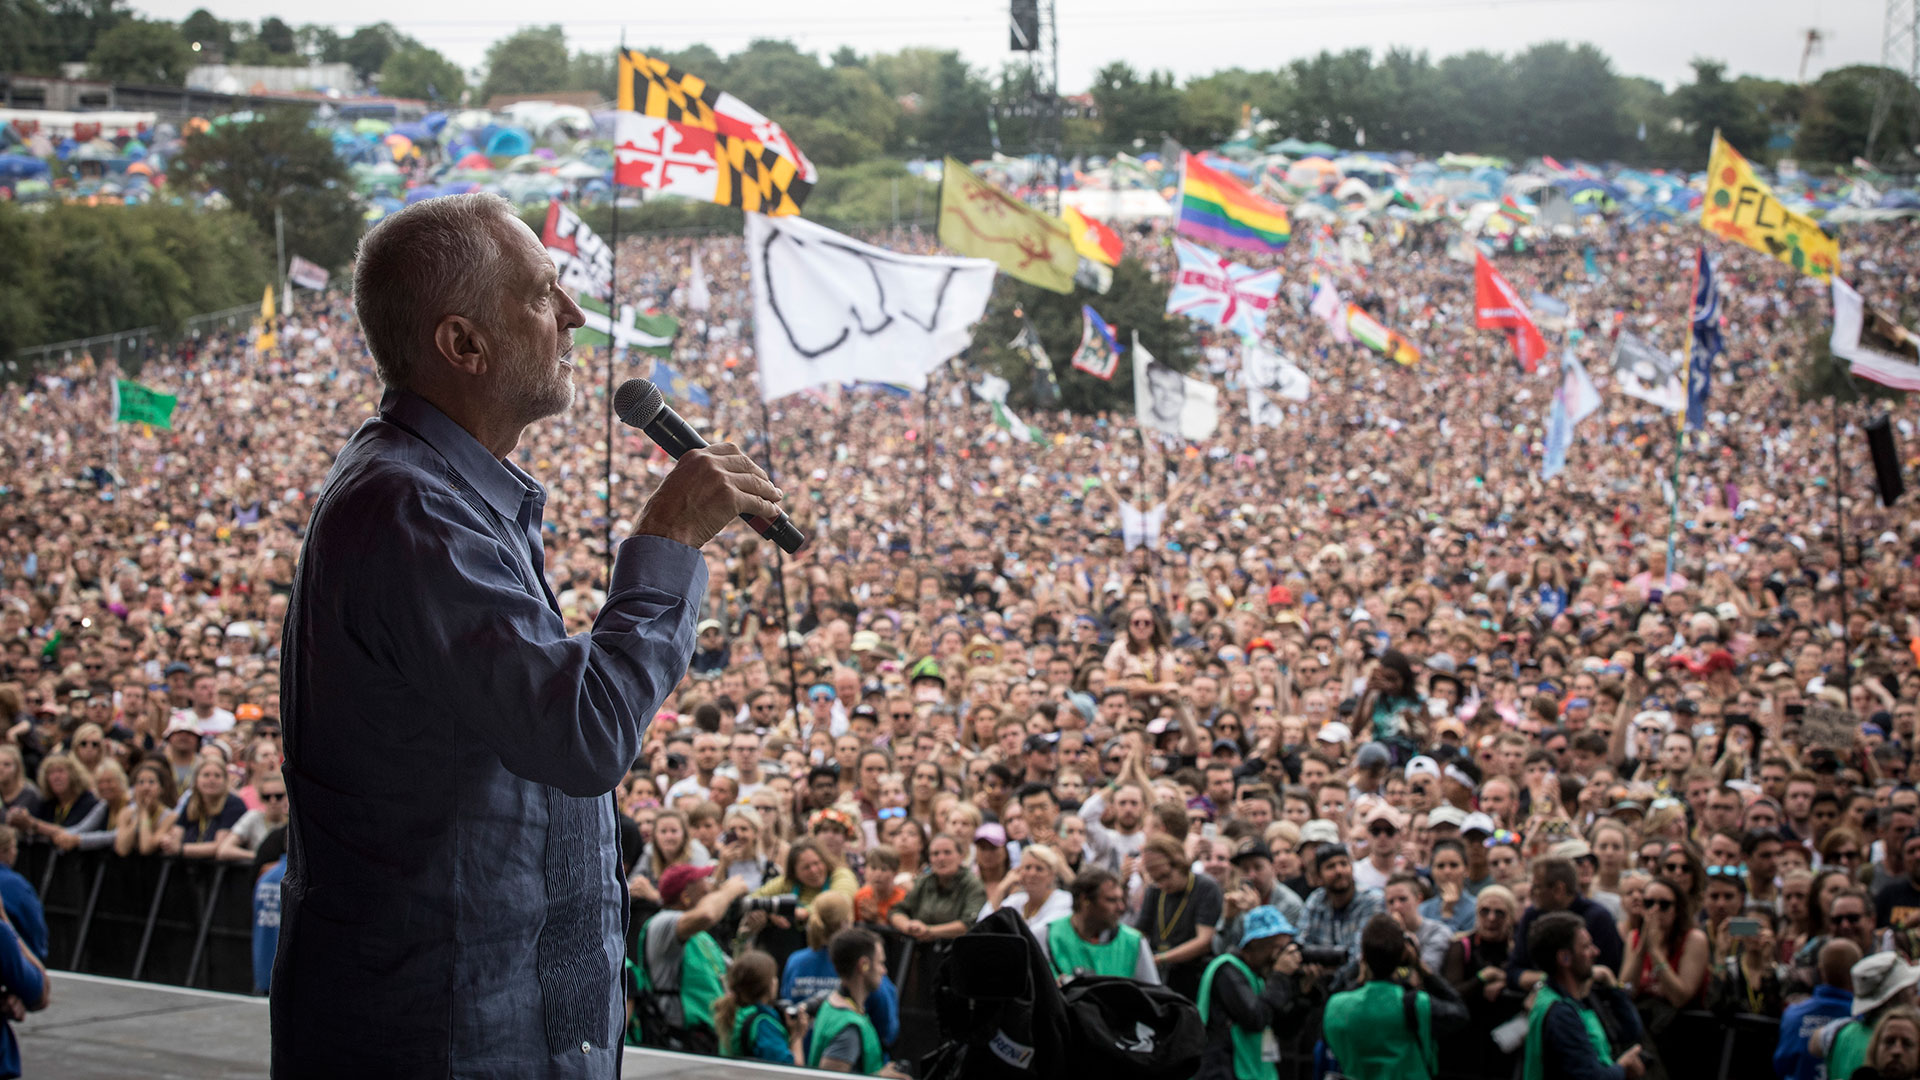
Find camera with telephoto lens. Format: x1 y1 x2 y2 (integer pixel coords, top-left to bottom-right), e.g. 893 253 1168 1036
1297 945 1348 968
737 896 800 918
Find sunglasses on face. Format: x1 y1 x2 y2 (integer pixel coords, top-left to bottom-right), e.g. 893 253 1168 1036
261 792 287 802
1663 861 1689 874
1644 898 1675 911
878 807 906 820
1832 912 1865 926
1369 824 1398 837
1835 849 1861 860
891 712 913 720
75 740 101 749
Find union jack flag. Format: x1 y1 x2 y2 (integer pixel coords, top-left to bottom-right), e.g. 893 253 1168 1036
1165 238 1282 340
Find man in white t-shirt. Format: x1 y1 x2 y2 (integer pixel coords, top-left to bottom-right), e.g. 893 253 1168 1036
180 673 237 735
1351 803 1406 893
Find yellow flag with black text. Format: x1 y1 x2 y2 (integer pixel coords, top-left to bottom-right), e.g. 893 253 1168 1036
256 284 277 354
1701 131 1838 281
938 157 1077 294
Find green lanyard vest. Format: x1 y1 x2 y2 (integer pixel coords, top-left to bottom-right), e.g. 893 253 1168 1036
1322 980 1435 1080
807 999 883 1074
1197 952 1277 1080
1831 1017 1872 1080
629 915 728 1034
1047 918 1145 979
728 1004 782 1059
1523 983 1614 1080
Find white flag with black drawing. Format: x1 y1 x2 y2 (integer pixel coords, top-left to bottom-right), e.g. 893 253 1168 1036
1132 332 1220 441
1119 499 1166 552
1242 341 1311 427
747 214 996 402
1610 330 1685 413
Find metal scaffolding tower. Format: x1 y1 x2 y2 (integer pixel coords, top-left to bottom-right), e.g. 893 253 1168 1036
1867 0 1920 164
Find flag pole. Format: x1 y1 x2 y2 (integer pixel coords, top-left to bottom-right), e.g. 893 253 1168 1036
1662 247 1703 586
1834 393 1851 692
757 393 804 722
921 373 933 557
604 30 625 587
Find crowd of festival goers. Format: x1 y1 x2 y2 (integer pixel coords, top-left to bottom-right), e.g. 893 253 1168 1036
4 210 1920 1080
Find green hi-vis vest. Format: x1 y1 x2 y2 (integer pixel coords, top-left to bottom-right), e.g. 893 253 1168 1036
1830 1017 1872 1080
1523 983 1614 1080
625 915 729 1044
807 998 884 1075
1197 952 1277 1080
1047 917 1145 979
726 1003 784 1060
1321 980 1436 1080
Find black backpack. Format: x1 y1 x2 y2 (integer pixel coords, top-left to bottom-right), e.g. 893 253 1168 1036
1059 975 1205 1080
918 908 1073 1080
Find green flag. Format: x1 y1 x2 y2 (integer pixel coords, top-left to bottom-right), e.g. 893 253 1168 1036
577 296 676 356
990 401 1046 445
115 380 177 429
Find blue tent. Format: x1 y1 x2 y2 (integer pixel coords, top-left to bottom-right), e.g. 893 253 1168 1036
423 111 449 135
393 122 434 144
0 154 50 180
485 127 533 156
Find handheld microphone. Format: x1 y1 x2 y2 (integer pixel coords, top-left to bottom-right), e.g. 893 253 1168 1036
613 378 807 554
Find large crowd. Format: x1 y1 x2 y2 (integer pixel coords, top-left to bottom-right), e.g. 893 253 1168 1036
2 204 1918 1080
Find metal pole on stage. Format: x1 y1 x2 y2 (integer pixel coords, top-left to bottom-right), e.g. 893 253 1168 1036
1663 249 1703 587
757 396 804 722
604 187 621 586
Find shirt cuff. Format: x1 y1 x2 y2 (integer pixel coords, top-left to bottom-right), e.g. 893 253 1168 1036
610 533 709 601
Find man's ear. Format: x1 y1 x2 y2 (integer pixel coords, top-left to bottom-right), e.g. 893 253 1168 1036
432 315 488 378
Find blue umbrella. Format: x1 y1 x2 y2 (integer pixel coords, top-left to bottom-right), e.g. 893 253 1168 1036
0 154 49 180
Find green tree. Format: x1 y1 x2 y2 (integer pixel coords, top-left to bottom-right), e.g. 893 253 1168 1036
871 48 991 155
1798 65 1920 166
1668 59 1768 162
0 0 60 75
380 44 465 102
341 23 407 82
972 254 1193 415
1180 67 1289 148
1508 42 1628 159
87 18 194 86
177 6 227 57
295 23 340 64
1428 51 1514 154
480 25 570 102
0 205 47 360
173 111 362 273
568 47 616 96
1276 49 1380 148
1091 62 1181 148
46 0 128 66
258 16 294 55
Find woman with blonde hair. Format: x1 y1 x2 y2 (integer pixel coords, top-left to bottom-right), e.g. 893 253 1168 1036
777 890 899 1045
74 760 129 851
164 758 246 859
68 722 109 775
12 752 101 846
983 843 1071 933
717 806 779 890
0 745 39 817
115 760 179 856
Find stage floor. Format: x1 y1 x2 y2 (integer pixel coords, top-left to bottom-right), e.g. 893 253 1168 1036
25 971 815 1079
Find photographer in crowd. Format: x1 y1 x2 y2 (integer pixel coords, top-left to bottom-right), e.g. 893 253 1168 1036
1322 913 1467 1080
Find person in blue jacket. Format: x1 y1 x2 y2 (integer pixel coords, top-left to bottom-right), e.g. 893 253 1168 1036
1777 938 1858 1080
777 892 898 1048
253 855 287 995
0 905 47 1079
0 828 46 963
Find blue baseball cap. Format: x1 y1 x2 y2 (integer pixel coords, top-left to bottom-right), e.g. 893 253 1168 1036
1239 905 1297 947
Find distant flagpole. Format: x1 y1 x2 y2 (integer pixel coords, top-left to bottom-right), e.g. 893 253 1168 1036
604 30 626 586
1662 247 1704 584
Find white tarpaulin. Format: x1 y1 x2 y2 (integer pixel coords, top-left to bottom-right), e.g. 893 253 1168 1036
747 214 995 402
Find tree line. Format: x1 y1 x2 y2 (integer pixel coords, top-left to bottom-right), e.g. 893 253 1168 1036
4 3 1914 167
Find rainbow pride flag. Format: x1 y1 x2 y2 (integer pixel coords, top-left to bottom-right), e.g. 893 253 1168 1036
1177 152 1290 252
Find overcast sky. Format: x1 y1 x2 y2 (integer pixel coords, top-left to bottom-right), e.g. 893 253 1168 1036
141 0 1881 96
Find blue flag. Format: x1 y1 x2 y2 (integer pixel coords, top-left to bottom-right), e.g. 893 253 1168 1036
648 356 711 410
1686 247 1724 431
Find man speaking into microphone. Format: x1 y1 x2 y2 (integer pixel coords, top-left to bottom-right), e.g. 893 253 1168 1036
271 193 782 1078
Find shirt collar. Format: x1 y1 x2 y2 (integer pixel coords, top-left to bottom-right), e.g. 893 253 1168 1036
381 389 538 522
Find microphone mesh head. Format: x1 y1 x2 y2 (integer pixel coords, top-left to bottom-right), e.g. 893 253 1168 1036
613 378 665 429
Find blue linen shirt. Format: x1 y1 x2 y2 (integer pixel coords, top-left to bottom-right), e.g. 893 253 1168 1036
270 389 705 1079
